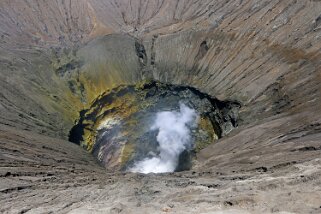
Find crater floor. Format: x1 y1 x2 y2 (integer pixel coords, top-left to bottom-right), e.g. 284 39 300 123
1 0 321 213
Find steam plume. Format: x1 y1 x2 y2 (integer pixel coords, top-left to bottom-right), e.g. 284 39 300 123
130 103 198 173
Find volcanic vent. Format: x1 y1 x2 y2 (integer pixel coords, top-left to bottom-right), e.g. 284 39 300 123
69 81 240 172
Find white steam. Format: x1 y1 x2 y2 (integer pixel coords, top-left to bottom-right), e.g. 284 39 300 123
130 103 198 174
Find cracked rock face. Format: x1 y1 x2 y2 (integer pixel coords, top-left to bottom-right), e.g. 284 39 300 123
1 0 321 213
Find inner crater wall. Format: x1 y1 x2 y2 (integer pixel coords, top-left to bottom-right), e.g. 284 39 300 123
1 0 321 139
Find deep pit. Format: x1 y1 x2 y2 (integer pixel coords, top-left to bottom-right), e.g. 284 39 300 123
69 81 240 173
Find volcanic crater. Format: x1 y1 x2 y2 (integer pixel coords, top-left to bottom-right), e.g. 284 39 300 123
1 0 321 213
